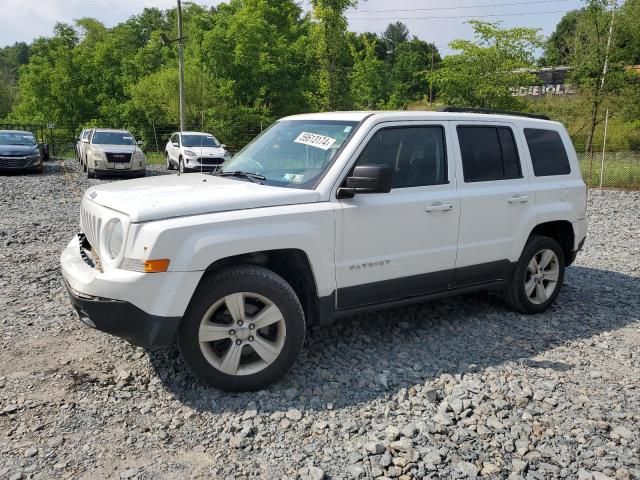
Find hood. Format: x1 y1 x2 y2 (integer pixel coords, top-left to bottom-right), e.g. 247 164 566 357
84 173 320 222
93 144 138 154
0 144 39 156
183 146 226 156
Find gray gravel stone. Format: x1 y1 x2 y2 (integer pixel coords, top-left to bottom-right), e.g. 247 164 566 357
0 162 637 479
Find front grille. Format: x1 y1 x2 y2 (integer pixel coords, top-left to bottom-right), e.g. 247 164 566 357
0 156 31 168
80 203 102 252
105 152 132 163
200 157 224 165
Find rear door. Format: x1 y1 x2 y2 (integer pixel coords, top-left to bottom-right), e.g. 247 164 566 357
452 121 537 286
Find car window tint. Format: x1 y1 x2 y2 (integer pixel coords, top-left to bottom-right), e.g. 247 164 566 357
354 126 447 188
457 126 522 182
524 128 571 176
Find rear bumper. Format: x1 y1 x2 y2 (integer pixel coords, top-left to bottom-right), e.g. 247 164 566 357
569 218 588 265
64 279 179 347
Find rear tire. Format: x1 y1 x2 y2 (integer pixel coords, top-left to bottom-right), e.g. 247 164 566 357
87 169 96 179
503 235 565 314
178 265 306 391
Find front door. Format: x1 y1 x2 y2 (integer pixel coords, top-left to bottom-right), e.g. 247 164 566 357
334 122 461 309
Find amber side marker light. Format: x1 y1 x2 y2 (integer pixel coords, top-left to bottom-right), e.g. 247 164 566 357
144 259 170 273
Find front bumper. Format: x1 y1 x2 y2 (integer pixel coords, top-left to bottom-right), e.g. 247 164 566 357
64 279 179 347
90 168 145 177
0 156 42 171
60 235 203 347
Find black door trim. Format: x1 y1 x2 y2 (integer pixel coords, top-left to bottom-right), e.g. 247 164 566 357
336 260 515 310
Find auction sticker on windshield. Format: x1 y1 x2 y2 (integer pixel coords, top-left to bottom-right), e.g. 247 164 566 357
294 132 336 150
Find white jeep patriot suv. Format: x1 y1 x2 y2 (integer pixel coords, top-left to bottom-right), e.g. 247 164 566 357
60 109 588 391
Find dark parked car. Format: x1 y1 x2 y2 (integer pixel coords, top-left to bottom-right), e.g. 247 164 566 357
0 130 44 173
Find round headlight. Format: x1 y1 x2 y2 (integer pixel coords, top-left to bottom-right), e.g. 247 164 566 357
104 219 124 259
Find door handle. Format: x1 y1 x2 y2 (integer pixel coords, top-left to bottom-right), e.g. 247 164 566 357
508 195 529 204
425 202 453 212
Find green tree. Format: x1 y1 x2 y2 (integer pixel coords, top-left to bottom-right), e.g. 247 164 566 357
309 0 357 111
429 21 542 110
382 21 409 56
349 37 387 108
569 0 626 153
388 39 440 108
541 10 582 66
0 42 30 119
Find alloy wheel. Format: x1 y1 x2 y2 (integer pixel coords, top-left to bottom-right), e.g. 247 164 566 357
198 292 286 376
525 248 560 304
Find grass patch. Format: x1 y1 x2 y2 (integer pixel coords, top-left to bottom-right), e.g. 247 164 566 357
578 152 640 189
146 152 165 165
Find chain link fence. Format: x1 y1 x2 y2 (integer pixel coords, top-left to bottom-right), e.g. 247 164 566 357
578 150 640 190
3 122 639 190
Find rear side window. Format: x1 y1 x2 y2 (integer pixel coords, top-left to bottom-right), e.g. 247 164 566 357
524 128 571 176
457 126 522 182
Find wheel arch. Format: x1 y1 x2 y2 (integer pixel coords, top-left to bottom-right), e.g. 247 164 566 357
528 220 574 265
199 249 322 327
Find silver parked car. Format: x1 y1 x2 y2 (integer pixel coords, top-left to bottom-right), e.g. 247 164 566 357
76 128 93 167
83 129 146 178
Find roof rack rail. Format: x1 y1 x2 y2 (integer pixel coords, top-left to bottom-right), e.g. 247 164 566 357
438 106 550 121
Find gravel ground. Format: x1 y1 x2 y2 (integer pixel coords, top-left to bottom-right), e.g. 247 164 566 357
0 159 638 480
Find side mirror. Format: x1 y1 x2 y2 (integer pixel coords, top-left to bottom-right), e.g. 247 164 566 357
81 138 89 143
338 165 392 198
137 140 144 146
172 142 179 147
220 144 226 149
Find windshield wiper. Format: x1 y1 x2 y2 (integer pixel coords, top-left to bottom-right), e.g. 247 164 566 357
217 170 265 184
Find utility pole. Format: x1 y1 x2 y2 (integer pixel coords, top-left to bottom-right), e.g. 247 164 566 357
177 0 186 133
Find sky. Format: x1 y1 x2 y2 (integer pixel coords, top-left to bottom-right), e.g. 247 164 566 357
0 0 585 56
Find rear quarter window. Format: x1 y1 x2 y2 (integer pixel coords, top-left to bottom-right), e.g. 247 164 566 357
524 128 571 176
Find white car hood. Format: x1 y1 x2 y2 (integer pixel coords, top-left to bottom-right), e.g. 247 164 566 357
84 173 320 222
93 144 139 154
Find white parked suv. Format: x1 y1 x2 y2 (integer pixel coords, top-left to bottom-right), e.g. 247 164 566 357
165 131 231 173
83 128 146 178
61 109 587 391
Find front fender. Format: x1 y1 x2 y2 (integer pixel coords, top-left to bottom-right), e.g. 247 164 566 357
126 203 337 297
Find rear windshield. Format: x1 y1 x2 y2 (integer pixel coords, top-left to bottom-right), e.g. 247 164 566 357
92 132 135 146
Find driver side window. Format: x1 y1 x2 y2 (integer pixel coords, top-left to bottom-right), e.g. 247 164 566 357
354 126 448 188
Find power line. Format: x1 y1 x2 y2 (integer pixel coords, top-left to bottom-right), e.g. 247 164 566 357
347 10 572 21
347 0 571 14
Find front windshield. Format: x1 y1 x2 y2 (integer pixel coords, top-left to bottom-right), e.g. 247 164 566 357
92 131 135 146
221 120 358 189
0 132 36 146
182 134 219 148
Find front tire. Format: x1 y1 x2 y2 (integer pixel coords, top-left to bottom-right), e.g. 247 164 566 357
503 235 565 314
178 265 306 391
178 156 185 174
